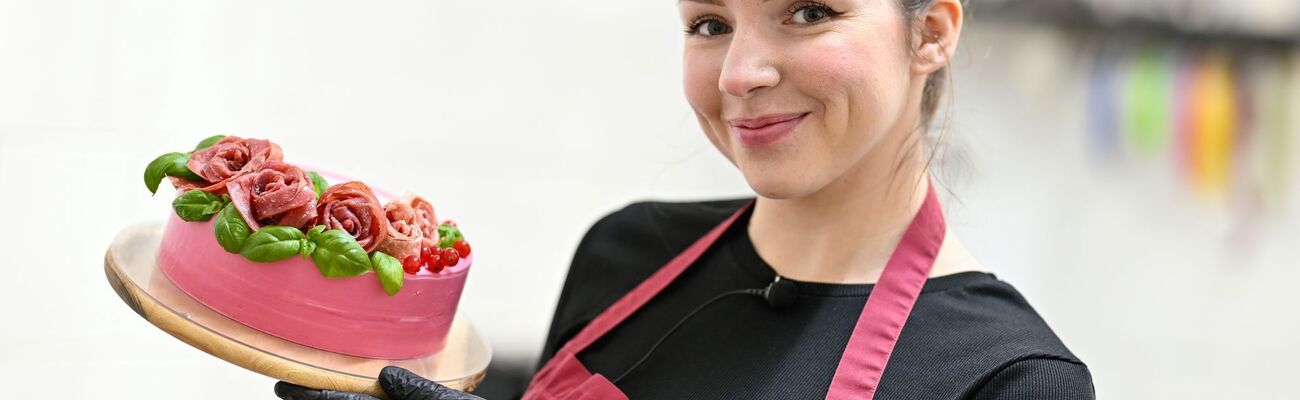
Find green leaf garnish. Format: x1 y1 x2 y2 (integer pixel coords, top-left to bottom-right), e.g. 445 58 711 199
144 152 183 195
194 135 227 151
166 154 203 181
307 171 329 198
371 251 404 296
213 205 252 254
309 229 373 278
302 225 326 259
172 190 224 222
240 226 306 262
306 225 327 239
299 239 317 259
437 224 464 248
144 152 204 195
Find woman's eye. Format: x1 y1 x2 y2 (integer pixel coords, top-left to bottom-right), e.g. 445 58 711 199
690 19 732 37
791 5 833 24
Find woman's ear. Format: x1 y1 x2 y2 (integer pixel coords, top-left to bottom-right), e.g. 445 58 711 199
910 0 963 76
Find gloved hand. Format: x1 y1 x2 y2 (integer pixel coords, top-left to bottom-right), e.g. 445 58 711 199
274 365 485 400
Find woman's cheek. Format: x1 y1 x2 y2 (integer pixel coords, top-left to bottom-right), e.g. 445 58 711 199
683 53 731 156
795 35 874 97
783 37 868 144
682 55 722 118
810 34 905 129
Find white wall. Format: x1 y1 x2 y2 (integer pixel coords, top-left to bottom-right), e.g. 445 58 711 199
1 1 1297 399
947 23 1300 399
1 1 745 398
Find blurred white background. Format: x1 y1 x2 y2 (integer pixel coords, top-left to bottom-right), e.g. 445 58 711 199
1 0 1297 399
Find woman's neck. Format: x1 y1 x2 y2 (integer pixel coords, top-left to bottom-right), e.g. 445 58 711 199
748 153 933 284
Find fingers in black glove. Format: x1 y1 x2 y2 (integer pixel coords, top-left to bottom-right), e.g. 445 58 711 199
274 381 382 400
272 367 484 400
379 366 485 400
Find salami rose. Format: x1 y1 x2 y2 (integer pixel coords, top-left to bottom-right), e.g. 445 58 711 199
225 161 318 230
171 136 284 194
316 181 389 252
376 200 424 261
408 195 440 246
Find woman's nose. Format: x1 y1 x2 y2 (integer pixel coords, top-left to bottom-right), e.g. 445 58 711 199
718 30 780 99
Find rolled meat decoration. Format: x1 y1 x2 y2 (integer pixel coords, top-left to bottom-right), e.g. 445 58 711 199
316 181 389 252
408 195 440 248
171 136 284 194
225 160 318 230
377 200 425 261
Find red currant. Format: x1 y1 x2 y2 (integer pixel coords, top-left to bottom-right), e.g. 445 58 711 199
441 247 461 267
424 253 442 273
453 240 471 257
401 255 421 274
421 245 435 261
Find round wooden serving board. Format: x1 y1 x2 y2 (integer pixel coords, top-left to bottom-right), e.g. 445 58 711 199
104 223 491 398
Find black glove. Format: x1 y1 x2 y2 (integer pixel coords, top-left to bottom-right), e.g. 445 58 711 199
274 365 485 400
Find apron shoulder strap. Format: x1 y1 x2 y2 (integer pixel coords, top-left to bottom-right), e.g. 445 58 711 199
558 201 754 355
825 182 946 399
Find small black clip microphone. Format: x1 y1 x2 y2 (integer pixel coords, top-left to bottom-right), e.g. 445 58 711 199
750 276 798 309
610 275 800 384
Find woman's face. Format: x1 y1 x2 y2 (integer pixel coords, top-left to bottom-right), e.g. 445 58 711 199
680 0 924 199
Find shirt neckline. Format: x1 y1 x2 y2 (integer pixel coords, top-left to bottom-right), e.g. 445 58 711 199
722 203 995 298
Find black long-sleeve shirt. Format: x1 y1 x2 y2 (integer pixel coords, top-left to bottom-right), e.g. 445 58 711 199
538 200 1094 399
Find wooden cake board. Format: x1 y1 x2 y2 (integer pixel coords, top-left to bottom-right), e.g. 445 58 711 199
104 223 490 398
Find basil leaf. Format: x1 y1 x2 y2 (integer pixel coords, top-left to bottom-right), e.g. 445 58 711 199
306 225 327 239
194 135 226 151
145 151 207 195
299 239 316 259
303 225 326 259
437 224 463 248
307 171 329 198
144 152 185 194
309 229 373 278
371 251 404 296
213 205 252 253
240 226 306 262
165 153 204 182
172 190 224 222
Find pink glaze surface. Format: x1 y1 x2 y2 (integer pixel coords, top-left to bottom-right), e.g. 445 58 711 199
157 213 471 359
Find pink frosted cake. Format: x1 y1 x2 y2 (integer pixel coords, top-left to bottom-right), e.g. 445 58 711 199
144 135 473 359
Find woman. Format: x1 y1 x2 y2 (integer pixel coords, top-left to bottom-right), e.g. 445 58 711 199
276 0 1094 398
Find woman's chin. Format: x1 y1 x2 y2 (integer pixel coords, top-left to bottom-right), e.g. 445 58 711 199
730 155 817 199
741 172 824 200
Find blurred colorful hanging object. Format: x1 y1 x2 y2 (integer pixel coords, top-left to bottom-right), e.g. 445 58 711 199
1086 45 1122 162
1087 38 1295 212
1124 45 1174 158
1236 50 1299 214
1182 50 1239 203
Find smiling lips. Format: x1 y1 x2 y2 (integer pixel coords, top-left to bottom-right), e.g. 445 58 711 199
729 112 808 147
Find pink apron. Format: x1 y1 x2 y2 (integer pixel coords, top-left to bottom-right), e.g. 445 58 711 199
523 182 946 400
